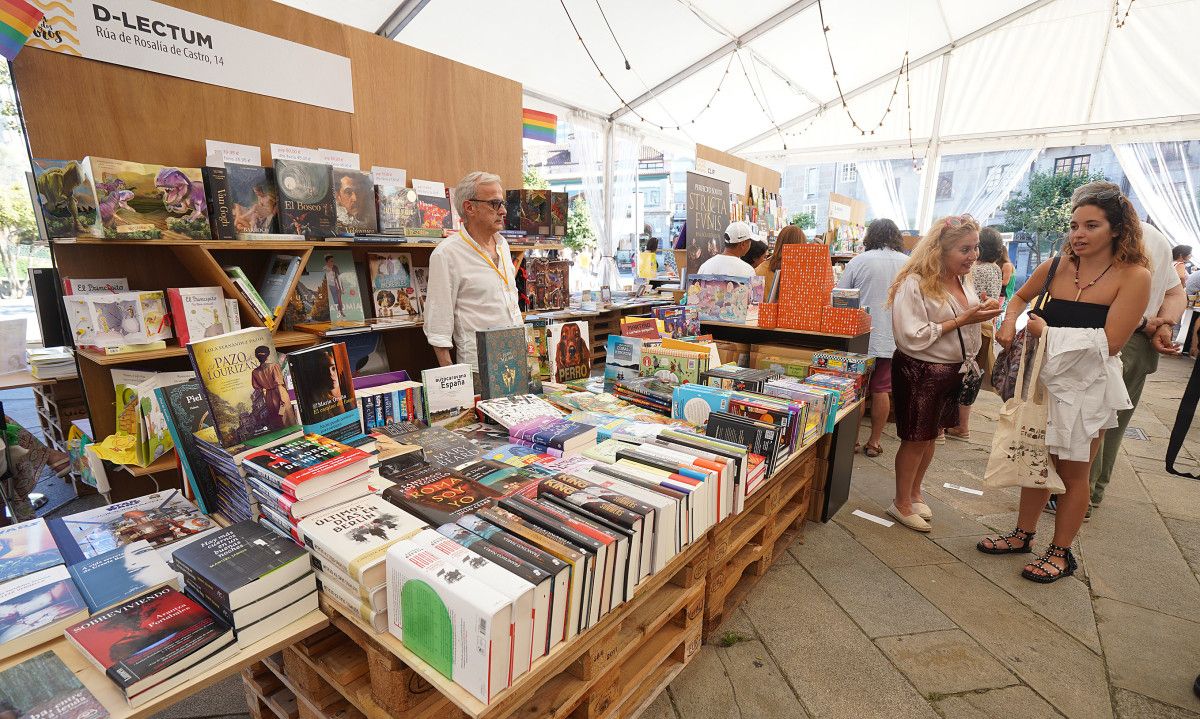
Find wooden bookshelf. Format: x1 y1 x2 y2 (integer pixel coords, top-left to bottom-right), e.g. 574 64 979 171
52 237 564 252
76 331 317 367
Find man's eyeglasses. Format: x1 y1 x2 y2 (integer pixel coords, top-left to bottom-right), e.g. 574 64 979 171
469 198 506 211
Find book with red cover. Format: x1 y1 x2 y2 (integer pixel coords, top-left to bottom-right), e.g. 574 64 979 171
242 434 370 500
380 461 501 526
64 586 234 696
619 317 661 340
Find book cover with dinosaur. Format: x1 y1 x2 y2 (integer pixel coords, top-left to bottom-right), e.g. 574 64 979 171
32 158 97 238
79 157 211 240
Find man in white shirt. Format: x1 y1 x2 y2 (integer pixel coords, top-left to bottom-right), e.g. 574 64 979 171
423 171 524 370
1067 182 1187 511
696 222 757 278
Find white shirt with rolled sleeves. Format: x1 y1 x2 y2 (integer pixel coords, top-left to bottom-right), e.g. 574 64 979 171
1141 222 1178 319
422 230 523 370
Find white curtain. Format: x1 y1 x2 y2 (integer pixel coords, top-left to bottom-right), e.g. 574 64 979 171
568 111 608 289
956 148 1039 225
857 160 909 229
606 127 640 289
1114 141 1200 248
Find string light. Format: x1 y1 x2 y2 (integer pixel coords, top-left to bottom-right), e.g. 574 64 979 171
1114 0 1135 28
735 50 790 150
904 54 921 171
817 0 906 136
558 0 660 127
633 52 738 132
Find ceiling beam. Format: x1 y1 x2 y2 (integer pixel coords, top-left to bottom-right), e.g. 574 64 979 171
726 0 1062 153
377 0 432 39
610 0 820 120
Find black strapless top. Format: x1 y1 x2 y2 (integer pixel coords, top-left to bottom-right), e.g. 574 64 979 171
1037 297 1109 329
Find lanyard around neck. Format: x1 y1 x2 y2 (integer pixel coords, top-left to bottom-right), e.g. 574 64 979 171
459 230 509 289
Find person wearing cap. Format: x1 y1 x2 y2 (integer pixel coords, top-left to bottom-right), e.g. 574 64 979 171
697 221 757 278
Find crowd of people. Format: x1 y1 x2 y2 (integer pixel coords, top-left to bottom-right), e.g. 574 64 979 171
836 180 1194 584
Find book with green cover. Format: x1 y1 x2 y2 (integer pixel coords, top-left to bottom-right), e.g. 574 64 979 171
476 326 529 400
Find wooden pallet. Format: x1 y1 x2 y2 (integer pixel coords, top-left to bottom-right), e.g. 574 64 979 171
703 444 817 640
315 536 709 719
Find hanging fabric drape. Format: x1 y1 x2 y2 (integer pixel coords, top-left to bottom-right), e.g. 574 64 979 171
857 160 909 229
1114 142 1200 248
567 112 608 277
603 126 640 288
954 148 1039 224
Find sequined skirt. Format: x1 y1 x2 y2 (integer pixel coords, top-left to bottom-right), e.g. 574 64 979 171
893 349 963 442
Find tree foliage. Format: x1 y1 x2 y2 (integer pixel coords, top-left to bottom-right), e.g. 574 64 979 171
0 183 37 291
523 166 550 190
565 195 595 253
998 169 1107 253
0 64 19 133
789 210 816 230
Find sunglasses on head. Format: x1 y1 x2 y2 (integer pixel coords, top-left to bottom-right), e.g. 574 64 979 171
943 214 975 229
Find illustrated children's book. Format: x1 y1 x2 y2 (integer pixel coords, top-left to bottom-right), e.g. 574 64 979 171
367 253 421 319
289 250 366 330
548 321 591 383
79 157 211 239
686 274 751 322
225 163 279 234
375 185 422 235
274 159 336 237
167 286 234 345
32 158 97 237
65 291 173 349
188 327 300 447
332 168 379 236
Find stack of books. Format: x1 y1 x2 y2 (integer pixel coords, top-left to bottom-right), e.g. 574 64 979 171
241 433 376 541
172 521 317 648
613 377 674 415
194 426 299 524
297 494 425 633
508 416 598 457
0 518 87 662
26 346 76 379
64 586 237 707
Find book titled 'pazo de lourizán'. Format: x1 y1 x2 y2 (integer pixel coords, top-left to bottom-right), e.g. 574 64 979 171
64 587 236 706
0 650 108 719
242 434 370 500
188 327 299 448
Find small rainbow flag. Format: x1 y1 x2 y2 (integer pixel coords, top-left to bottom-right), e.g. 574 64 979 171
523 109 557 143
0 0 43 60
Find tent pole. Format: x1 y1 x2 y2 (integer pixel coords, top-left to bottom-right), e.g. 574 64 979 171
377 0 432 38
916 54 952 231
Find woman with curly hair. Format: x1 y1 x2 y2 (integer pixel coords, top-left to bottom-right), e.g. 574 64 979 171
978 186 1149 583
886 215 1002 531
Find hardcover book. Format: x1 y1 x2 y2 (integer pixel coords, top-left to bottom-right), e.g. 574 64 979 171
188 327 299 448
67 540 181 613
225 163 279 234
476 326 530 399
32 158 97 237
47 491 216 566
547 321 591 383
243 434 370 500
525 320 550 387
274 159 336 237
420 364 474 425
297 494 426 588
505 189 551 236
0 517 63 585
332 168 379 236
414 193 453 236
171 521 309 613
288 342 363 444
550 192 568 236
0 650 107 719
0 566 88 661
367 253 421 320
375 185 422 235
201 165 236 240
79 157 211 240
289 250 366 328
63 586 234 698
166 286 232 346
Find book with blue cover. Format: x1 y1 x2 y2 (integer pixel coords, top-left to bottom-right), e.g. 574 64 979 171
288 342 367 446
67 540 181 613
603 335 643 388
476 326 530 400
155 380 216 514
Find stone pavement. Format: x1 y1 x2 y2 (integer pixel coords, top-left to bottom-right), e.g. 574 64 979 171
150 357 1200 719
649 355 1200 719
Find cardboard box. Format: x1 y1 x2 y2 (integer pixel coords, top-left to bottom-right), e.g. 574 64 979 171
714 340 751 365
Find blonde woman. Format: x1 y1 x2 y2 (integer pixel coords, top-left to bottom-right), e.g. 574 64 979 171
886 216 1002 531
978 187 1149 583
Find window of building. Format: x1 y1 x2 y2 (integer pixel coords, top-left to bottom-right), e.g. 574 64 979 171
984 165 1007 193
936 171 953 200
643 188 662 208
806 167 819 199
1053 154 1090 176
840 162 857 184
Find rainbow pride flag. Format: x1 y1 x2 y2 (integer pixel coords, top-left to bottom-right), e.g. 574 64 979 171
0 0 42 60
522 109 557 143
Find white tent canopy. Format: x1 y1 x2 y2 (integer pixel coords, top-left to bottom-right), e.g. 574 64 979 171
278 0 1200 164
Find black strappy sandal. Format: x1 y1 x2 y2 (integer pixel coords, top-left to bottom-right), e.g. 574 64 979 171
1022 543 1078 584
976 527 1035 555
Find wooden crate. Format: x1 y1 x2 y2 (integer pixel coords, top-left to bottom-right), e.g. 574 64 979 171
311 536 709 719
703 445 816 640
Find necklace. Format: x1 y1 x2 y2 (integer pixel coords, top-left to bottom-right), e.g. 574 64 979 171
1073 260 1113 301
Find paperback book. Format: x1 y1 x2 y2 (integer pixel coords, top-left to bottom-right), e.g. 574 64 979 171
288 342 364 445
155 380 218 513
257 253 303 323
297 494 426 588
48 491 216 566
380 462 501 526
0 650 107 719
0 566 88 661
420 364 474 426
242 434 371 500
188 327 300 448
67 540 181 613
0 517 63 584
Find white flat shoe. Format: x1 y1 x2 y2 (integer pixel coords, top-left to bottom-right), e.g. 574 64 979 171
887 504 931 532
912 502 933 521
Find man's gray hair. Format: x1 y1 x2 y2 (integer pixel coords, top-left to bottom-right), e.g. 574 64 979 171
453 171 503 218
1071 180 1123 209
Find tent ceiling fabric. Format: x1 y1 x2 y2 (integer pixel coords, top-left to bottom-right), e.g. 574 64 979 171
276 0 1200 158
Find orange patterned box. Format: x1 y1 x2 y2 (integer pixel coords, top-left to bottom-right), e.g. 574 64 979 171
758 303 779 328
819 305 872 335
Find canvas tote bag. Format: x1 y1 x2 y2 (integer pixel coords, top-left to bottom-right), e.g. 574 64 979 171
984 332 1065 493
